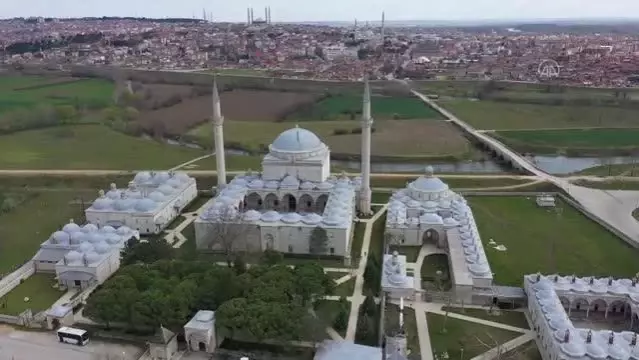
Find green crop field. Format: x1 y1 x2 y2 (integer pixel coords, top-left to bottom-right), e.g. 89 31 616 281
440 99 639 130
494 128 639 148
0 125 208 170
468 196 639 286
288 94 444 120
0 76 114 114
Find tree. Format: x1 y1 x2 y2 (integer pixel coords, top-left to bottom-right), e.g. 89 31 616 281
361 295 377 317
293 262 331 305
355 313 375 345
261 249 283 265
309 226 329 255
122 237 174 265
233 254 247 274
333 306 349 332
83 288 120 328
363 256 381 295
202 206 252 267
54 105 79 124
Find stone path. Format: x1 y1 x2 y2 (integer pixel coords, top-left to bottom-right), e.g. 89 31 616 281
344 204 388 341
168 154 212 171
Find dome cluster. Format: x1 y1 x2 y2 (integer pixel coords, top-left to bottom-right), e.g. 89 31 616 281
528 274 639 360
48 219 134 267
90 171 193 213
383 251 409 287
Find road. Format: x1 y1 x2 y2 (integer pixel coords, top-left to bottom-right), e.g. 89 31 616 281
0 326 142 360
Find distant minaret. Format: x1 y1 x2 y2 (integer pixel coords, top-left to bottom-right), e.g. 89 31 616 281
212 78 227 188
381 12 385 40
264 7 268 22
247 8 251 25
250 8 254 24
359 77 373 215
268 7 271 24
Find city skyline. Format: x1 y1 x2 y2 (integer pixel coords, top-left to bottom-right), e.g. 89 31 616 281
3 0 639 23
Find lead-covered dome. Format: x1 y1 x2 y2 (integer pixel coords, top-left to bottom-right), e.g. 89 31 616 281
270 127 325 153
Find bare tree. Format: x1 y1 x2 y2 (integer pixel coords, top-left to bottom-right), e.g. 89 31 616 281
202 205 253 267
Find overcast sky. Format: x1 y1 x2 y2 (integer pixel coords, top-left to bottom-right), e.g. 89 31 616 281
2 0 639 22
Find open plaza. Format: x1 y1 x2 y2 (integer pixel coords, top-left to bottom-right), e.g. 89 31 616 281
1 72 639 360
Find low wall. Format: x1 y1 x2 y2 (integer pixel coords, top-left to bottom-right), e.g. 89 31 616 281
0 314 20 325
0 262 35 298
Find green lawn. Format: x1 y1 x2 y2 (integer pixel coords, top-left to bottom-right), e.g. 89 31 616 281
0 76 113 113
495 128 639 148
351 222 366 261
574 164 639 177
314 299 350 338
0 190 92 273
421 254 451 290
384 304 420 358
179 154 263 171
440 99 639 130
427 312 521 360
334 278 355 297
1 274 66 315
288 94 444 121
389 245 421 262
182 195 214 213
0 125 207 170
571 180 639 190
442 307 529 329
468 196 639 286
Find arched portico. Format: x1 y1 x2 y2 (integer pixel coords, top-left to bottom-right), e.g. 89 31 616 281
245 192 262 210
282 194 297 212
422 228 439 246
264 193 279 210
316 194 329 213
299 194 314 212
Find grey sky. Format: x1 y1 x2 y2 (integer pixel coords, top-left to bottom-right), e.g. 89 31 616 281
2 0 639 22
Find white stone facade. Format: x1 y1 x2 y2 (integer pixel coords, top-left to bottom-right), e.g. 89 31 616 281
385 167 492 303
195 127 360 258
526 274 639 360
184 310 217 353
381 252 415 299
85 171 198 235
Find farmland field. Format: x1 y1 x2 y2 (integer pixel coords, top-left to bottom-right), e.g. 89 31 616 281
494 128 639 148
190 120 472 158
440 99 639 130
0 75 113 114
287 94 445 120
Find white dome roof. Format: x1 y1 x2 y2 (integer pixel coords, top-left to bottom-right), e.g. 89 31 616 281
302 213 323 225
125 189 143 199
65 250 83 263
106 189 121 200
88 232 105 244
100 225 116 233
158 184 175 195
95 241 111 254
92 197 113 210
78 242 94 253
175 172 190 183
52 231 70 244
468 262 490 276
133 171 152 184
561 341 586 358
586 343 607 359
70 231 87 245
281 175 300 188
420 213 443 225
281 213 302 224
261 211 282 222
271 127 324 152
167 177 182 188
114 198 134 211
62 221 81 233
443 217 459 227
300 181 315 190
410 176 449 192
243 210 261 222
135 198 157 212
248 179 264 189
82 224 98 233
84 251 102 265
106 233 121 245
609 344 630 360
152 172 171 185
116 226 132 235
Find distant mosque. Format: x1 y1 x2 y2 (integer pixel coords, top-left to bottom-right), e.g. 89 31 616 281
194 78 375 261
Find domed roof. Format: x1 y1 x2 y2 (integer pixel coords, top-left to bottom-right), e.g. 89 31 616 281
443 217 459 227
243 210 261 222
561 341 586 358
65 250 83 263
88 232 105 244
608 344 630 360
106 189 121 200
116 226 132 235
281 213 302 224
410 176 449 192
468 262 490 276
302 213 323 225
152 172 171 184
62 220 81 234
157 184 175 195
419 213 443 225
92 197 113 210
175 172 191 183
114 197 134 211
82 224 98 233
106 233 121 245
167 177 182 188
586 343 607 359
135 198 157 212
271 127 324 152
84 252 102 265
95 241 111 254
133 171 152 184
248 179 264 189
261 211 282 222
78 242 94 253
281 175 300 188
52 231 70 244
300 181 315 190
70 231 87 245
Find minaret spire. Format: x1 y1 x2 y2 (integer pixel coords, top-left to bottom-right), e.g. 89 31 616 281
212 77 227 189
359 76 373 215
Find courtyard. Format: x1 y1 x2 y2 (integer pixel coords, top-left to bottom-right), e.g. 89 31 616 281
467 196 639 286
0 274 65 316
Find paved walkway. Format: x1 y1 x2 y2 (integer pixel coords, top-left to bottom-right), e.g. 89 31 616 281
469 333 536 360
168 154 212 171
344 204 388 341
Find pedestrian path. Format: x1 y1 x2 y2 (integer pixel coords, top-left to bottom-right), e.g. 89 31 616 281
469 332 535 360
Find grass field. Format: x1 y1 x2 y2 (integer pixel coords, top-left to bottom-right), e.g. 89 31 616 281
190 120 472 159
440 99 639 130
573 164 639 177
334 278 355 297
468 196 639 286
288 94 445 120
442 307 529 329
427 312 520 359
0 125 210 170
370 176 531 189
0 76 113 113
0 190 91 273
0 274 65 315
571 180 639 190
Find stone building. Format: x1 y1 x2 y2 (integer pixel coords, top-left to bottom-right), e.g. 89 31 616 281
526 273 639 360
385 167 492 303
85 171 197 235
184 310 217 353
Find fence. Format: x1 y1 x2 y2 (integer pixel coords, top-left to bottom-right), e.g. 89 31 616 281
0 262 35 298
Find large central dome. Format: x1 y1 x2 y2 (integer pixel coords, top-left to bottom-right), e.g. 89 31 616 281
271 126 324 153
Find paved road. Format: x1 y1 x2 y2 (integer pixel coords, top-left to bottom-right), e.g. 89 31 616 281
0 326 142 360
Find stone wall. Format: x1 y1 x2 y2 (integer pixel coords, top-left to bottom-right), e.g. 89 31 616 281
0 262 35 298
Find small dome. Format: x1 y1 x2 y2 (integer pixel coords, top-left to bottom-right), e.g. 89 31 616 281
175 172 190 183
167 177 182 188
99 225 116 234
106 189 121 200
410 175 449 193
196 311 215 322
82 224 98 233
281 213 302 224
116 226 132 236
443 217 459 227
148 191 165 202
88 232 105 244
609 344 630 360
388 270 406 286
243 210 261 222
114 197 134 211
135 198 157 212
407 200 421 208
586 343 607 359
419 213 443 225
106 233 121 245
62 220 81 234
78 242 94 253
125 189 143 199
248 179 265 189
561 341 586 358
300 181 315 190
70 231 87 245
281 175 300 188
265 181 279 189
231 177 249 186
95 241 111 254
92 197 113 210
302 213 323 225
424 201 438 209
468 262 490 276
271 127 324 152
133 171 152 184
65 250 83 263
157 184 174 195
52 231 70 244
261 211 282 222
322 215 342 226
84 251 102 265
317 182 334 190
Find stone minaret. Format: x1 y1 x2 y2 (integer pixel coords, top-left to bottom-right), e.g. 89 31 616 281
359 77 373 215
212 78 227 188
381 11 385 40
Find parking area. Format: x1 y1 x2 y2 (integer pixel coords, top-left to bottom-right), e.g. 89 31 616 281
0 326 143 360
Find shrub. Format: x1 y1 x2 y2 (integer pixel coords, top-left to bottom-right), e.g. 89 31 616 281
333 128 349 135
